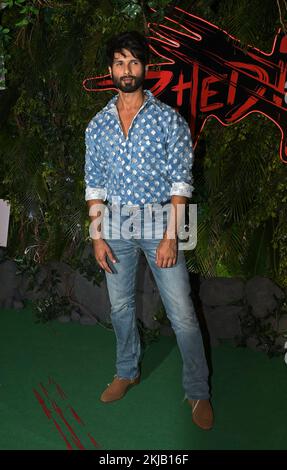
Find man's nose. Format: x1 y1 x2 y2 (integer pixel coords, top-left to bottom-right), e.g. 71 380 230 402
124 63 131 75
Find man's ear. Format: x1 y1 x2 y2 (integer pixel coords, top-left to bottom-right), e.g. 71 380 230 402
108 66 112 76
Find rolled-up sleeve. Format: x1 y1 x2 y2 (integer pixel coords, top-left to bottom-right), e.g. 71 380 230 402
84 120 107 201
166 111 194 198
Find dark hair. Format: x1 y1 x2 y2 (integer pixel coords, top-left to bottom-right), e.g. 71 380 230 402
106 31 150 67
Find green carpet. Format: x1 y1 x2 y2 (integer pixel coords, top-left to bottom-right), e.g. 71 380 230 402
0 304 286 450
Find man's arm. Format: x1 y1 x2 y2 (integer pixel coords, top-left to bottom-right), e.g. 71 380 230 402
163 195 188 241
84 120 108 202
166 110 194 200
87 198 106 241
87 199 116 274
156 110 193 268
156 195 188 268
84 123 115 273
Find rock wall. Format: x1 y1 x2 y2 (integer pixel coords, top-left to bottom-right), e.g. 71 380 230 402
0 246 285 353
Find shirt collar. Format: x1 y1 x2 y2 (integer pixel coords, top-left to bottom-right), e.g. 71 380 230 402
104 89 154 115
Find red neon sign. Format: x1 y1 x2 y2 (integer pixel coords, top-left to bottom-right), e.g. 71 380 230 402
83 7 287 164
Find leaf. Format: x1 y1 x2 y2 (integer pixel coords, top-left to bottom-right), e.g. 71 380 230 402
15 18 30 28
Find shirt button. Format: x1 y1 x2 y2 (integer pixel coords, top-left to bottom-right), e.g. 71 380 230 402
132 158 136 163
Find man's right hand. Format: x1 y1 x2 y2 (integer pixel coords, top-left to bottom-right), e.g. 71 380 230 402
92 239 116 274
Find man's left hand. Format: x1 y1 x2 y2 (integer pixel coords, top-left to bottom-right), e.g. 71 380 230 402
156 237 178 268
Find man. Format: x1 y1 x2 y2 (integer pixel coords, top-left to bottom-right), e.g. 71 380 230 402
84 31 214 430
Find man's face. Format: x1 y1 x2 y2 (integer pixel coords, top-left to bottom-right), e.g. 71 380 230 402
109 48 146 93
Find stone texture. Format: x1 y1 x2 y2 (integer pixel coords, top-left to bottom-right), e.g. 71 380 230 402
199 277 244 306
48 261 75 297
262 314 287 333
277 314 287 334
262 314 287 348
246 336 261 352
160 325 174 337
18 264 49 301
245 276 284 318
79 315 98 325
202 305 244 342
1 241 285 357
2 297 13 309
70 310 81 322
0 248 6 261
74 270 111 323
58 315 71 323
18 261 75 302
12 299 24 310
0 260 18 304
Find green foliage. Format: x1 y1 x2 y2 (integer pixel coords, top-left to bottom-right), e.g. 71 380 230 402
72 253 104 287
236 294 287 357
15 254 73 322
14 252 41 290
2 0 39 28
186 110 287 287
33 287 72 323
0 25 10 42
112 0 142 19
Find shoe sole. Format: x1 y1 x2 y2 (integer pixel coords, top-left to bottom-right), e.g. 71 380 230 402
192 417 213 430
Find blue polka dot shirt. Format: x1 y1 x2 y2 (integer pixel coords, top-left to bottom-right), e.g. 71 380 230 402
84 89 194 205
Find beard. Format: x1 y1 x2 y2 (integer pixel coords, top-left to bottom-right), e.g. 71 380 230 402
111 69 145 93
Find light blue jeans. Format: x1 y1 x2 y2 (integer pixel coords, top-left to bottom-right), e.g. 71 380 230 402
102 203 210 400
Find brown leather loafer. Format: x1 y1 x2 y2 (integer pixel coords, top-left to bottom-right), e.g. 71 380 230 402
188 399 214 430
100 374 140 403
